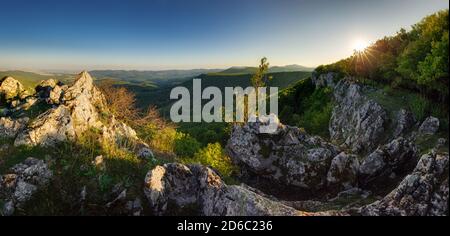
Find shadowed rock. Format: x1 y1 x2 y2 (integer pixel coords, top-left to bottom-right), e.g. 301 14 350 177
144 163 341 216
227 117 341 191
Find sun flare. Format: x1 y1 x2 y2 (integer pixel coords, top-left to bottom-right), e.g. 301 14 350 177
353 38 369 52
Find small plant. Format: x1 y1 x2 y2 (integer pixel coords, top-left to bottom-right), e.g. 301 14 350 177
181 142 237 179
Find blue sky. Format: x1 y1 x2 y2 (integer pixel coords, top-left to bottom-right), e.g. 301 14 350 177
0 0 448 71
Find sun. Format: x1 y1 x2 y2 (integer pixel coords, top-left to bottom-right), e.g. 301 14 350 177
352 38 369 52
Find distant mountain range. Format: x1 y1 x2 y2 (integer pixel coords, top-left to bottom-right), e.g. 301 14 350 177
213 64 314 75
1 64 314 90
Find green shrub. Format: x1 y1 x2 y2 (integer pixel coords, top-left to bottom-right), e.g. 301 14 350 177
174 133 201 157
279 80 333 137
182 143 236 178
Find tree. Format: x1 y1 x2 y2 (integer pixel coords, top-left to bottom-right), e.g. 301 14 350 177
251 57 272 88
250 57 273 115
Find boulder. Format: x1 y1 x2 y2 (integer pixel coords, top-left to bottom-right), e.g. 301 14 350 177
14 105 76 146
0 76 25 101
326 152 360 191
418 116 440 135
329 79 387 154
0 158 52 216
0 117 29 138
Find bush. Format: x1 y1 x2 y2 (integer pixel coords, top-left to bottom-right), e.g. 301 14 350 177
279 80 333 137
174 133 201 157
182 143 236 178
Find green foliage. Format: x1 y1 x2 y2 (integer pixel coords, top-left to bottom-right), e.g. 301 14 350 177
296 87 333 137
278 78 333 137
174 133 202 157
177 122 231 147
251 57 272 88
181 143 236 179
408 95 431 122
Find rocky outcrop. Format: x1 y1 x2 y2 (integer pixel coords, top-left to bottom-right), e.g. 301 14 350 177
359 152 448 216
11 71 153 158
14 71 103 146
0 158 52 216
227 117 340 191
144 149 448 216
0 117 29 138
0 76 25 101
418 116 440 135
329 79 387 154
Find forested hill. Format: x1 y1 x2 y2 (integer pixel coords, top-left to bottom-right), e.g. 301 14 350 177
315 9 449 103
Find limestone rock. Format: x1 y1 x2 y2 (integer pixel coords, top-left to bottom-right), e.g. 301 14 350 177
227 117 340 190
0 117 29 138
144 163 306 216
14 105 75 146
359 152 449 216
418 116 440 135
359 137 419 187
35 79 66 104
0 158 52 216
326 152 360 191
329 79 387 154
0 76 25 101
12 71 153 158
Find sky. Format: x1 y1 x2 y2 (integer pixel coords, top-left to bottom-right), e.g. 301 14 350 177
0 0 448 72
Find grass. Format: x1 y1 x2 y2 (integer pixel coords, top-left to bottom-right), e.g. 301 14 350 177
367 86 448 130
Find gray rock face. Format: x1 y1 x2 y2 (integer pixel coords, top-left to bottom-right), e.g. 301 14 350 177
144 163 309 216
359 137 419 187
312 72 337 89
227 119 340 190
0 76 25 101
418 116 440 135
0 158 52 216
359 152 449 216
329 79 387 154
0 117 29 138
